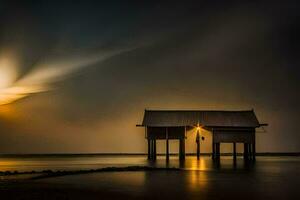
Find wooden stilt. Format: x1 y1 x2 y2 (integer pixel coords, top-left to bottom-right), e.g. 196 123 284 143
181 127 186 160
216 143 218 159
166 139 169 160
249 143 253 160
212 143 215 160
166 128 169 161
196 131 200 160
153 139 157 160
182 139 185 160
214 143 217 160
149 139 152 160
216 143 220 159
233 142 236 160
179 138 185 160
147 139 151 160
179 139 181 159
244 143 248 160
253 142 256 161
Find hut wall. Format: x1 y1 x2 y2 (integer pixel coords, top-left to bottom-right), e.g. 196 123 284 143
213 129 255 143
147 127 185 139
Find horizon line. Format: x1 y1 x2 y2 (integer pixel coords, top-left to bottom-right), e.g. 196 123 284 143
0 152 299 157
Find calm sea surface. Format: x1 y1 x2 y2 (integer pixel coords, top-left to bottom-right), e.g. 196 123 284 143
0 155 299 172
0 155 299 200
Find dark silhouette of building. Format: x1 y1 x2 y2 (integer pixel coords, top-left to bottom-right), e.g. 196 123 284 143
137 109 267 161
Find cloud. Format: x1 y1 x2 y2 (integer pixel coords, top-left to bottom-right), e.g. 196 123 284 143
0 47 132 105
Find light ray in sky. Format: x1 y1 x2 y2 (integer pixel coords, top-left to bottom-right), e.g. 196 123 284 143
0 47 131 105
0 52 18 90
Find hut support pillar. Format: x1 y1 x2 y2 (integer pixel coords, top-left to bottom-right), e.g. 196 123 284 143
166 128 169 161
153 139 157 160
179 138 185 160
244 143 249 160
249 143 253 160
166 139 169 161
212 143 215 160
196 142 200 160
196 130 200 160
233 142 237 160
147 139 151 160
150 139 154 160
252 132 256 161
252 142 256 161
216 143 220 159
149 139 151 160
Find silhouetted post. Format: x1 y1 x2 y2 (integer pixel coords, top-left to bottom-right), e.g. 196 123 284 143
249 143 253 160
216 143 220 159
153 139 157 160
233 142 236 161
196 129 200 160
182 139 185 159
166 127 169 161
150 139 154 160
147 139 151 160
252 132 256 161
248 143 251 160
181 126 186 160
179 138 185 160
214 143 217 159
179 139 181 159
244 143 248 160
253 142 256 161
149 139 151 160
212 143 215 160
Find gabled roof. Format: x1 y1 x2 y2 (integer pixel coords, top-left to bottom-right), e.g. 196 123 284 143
141 109 260 128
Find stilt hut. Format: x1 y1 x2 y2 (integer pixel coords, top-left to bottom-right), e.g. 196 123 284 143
137 109 267 161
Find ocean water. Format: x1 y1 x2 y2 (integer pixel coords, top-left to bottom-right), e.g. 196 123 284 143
0 155 299 199
0 154 299 172
0 154 150 172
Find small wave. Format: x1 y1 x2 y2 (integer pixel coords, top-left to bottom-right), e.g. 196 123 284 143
0 166 182 180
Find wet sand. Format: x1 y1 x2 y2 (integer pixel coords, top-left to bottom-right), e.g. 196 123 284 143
0 156 299 200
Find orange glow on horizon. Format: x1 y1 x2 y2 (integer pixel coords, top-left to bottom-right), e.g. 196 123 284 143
0 104 19 119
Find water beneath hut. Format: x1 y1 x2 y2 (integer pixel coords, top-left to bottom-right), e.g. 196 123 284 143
0 155 299 200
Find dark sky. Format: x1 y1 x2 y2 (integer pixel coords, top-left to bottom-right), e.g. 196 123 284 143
0 1 299 153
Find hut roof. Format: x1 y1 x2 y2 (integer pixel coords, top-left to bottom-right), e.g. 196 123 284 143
141 110 260 128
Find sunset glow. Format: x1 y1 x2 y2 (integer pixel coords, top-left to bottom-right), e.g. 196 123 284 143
0 1 299 199
0 0 298 158
0 48 132 105
0 53 18 89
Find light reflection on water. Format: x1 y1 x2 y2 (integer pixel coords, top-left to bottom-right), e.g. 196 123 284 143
0 155 299 173
36 156 300 200
188 170 208 190
0 156 299 199
0 155 148 172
